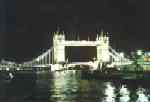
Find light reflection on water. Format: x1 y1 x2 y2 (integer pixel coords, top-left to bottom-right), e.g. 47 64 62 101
136 88 149 102
0 70 150 102
102 82 116 102
119 85 130 102
49 70 150 102
50 71 78 102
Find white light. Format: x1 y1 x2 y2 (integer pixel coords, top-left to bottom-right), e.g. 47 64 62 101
120 95 130 102
148 52 150 56
119 85 130 102
136 88 149 102
137 50 143 56
120 52 124 57
6 67 9 71
36 58 40 62
16 68 20 71
103 82 116 102
9 73 14 79
119 85 130 95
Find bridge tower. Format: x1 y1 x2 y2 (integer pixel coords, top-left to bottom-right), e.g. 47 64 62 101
96 30 110 62
53 30 65 64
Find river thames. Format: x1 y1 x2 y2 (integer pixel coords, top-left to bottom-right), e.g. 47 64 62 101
0 70 150 102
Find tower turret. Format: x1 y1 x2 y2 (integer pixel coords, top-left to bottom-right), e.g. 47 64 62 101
53 29 65 64
96 30 110 62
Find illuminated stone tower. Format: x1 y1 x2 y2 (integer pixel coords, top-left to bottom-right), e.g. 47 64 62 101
96 30 110 62
53 29 110 64
53 31 65 64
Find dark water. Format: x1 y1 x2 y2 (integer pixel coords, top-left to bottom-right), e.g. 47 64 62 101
0 70 150 102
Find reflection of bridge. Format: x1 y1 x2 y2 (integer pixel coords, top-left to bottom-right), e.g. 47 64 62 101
23 30 132 71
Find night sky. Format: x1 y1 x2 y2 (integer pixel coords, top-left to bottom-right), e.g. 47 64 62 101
0 0 149 62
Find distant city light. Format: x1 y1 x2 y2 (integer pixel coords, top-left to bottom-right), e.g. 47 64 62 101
137 50 143 56
16 68 20 71
6 67 9 71
144 52 150 56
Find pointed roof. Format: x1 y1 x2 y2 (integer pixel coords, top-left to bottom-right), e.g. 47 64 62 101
100 29 104 36
56 26 60 34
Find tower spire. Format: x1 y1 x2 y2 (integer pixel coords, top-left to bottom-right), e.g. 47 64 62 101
100 29 104 36
56 26 60 34
106 32 109 36
77 34 80 40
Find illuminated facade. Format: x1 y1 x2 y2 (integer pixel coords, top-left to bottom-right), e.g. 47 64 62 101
139 52 150 71
53 30 110 64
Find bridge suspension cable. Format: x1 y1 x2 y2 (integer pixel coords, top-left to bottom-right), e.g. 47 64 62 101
109 46 132 65
23 47 54 66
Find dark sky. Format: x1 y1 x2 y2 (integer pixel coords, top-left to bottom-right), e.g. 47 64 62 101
0 0 149 62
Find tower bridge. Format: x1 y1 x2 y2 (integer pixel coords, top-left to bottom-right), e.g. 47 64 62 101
22 30 132 71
